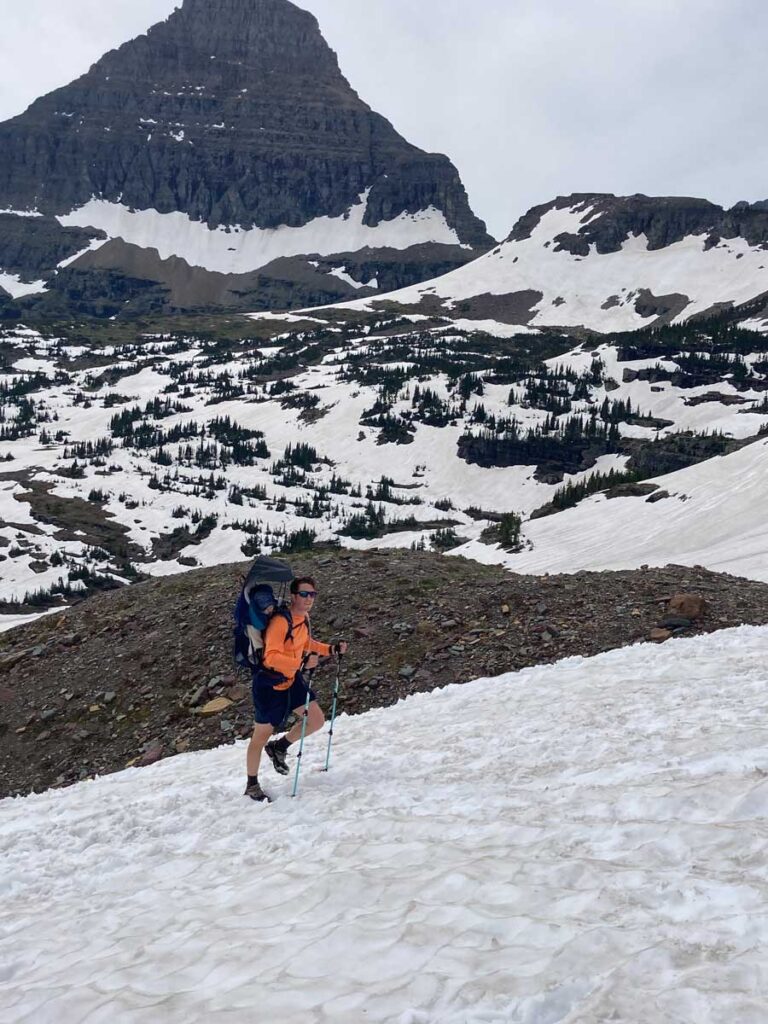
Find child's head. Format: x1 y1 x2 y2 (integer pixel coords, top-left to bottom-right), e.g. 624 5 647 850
251 584 276 616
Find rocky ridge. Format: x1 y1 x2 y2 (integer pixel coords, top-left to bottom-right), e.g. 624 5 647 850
330 192 768 332
508 193 768 254
2 548 768 799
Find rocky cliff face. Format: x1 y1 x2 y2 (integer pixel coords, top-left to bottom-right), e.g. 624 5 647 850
0 0 492 315
508 193 768 254
0 215 103 283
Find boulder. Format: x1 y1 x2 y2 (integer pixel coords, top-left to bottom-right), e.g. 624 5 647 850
658 614 693 630
137 739 164 766
668 593 708 620
197 696 234 716
225 683 249 702
188 684 210 708
0 651 28 671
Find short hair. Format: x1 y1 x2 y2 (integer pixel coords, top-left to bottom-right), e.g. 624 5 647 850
290 575 317 594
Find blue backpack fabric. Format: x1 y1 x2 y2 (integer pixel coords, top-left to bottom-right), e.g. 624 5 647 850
233 556 295 675
233 582 293 672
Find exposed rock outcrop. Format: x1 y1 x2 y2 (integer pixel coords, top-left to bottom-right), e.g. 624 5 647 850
508 193 768 253
0 214 103 282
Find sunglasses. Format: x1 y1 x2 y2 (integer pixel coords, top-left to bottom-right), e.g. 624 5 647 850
296 589 317 598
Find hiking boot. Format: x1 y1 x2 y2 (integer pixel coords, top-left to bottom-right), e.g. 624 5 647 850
244 779 270 803
265 739 290 776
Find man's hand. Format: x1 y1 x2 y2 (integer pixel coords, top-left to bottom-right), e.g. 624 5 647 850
333 641 349 656
304 653 321 671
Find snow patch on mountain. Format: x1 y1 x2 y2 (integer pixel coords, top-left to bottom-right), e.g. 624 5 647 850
740 316 768 333
0 273 47 298
57 190 463 275
433 318 539 338
56 237 108 269
0 208 42 218
327 265 377 290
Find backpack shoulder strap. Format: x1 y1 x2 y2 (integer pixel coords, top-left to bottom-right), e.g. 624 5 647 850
277 605 294 643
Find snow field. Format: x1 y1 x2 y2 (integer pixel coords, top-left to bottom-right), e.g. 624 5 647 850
331 203 768 333
466 437 768 582
548 342 768 440
0 330 577 603
1 626 768 1023
57 189 462 276
1 324 767 614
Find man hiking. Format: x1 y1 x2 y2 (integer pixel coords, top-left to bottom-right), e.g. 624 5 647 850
245 575 348 802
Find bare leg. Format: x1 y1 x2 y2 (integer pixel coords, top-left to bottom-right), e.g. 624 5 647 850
246 723 274 776
286 701 325 743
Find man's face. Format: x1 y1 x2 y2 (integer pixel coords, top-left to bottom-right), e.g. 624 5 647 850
293 585 317 613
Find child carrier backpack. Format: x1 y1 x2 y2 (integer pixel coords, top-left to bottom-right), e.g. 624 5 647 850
233 556 294 672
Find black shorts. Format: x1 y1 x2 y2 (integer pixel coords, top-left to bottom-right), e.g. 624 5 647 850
251 672 318 730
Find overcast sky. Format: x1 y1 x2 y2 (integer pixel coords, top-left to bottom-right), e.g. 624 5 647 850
1 0 766 239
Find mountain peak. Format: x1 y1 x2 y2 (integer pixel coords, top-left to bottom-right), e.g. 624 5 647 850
0 0 491 314
113 0 341 81
0 0 491 241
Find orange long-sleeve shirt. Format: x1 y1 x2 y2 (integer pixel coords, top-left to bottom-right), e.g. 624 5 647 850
262 610 332 690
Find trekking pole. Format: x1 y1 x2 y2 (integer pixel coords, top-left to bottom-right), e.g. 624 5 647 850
291 668 314 799
322 652 343 772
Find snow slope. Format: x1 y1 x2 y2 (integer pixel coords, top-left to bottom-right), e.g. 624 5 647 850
57 189 462 276
0 273 47 299
2 626 767 1023
328 202 768 332
460 437 768 582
